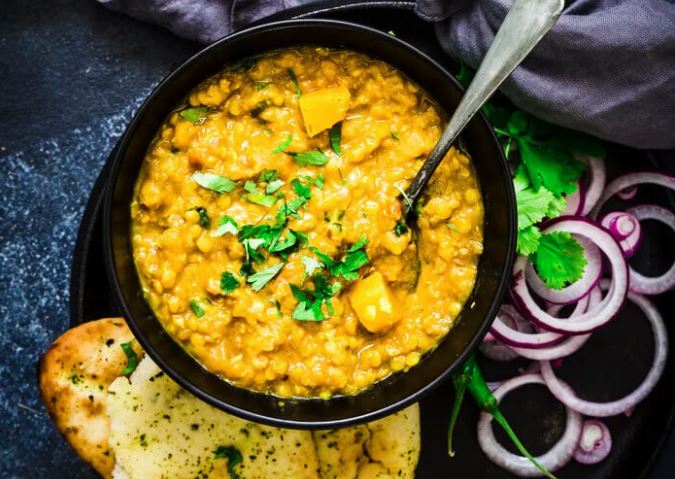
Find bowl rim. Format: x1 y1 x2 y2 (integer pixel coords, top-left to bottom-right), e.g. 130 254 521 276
103 17 517 428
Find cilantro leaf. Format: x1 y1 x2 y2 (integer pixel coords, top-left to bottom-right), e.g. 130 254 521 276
309 247 336 268
517 225 541 256
516 184 556 229
265 179 285 194
258 170 279 182
301 174 325 190
120 341 138 376
347 236 368 252
213 445 243 479
192 172 237 193
220 272 240 293
288 151 329 166
189 299 206 318
244 193 279 208
212 216 238 237
291 297 324 321
268 230 297 253
194 207 211 229
287 68 301 98
391 130 400 141
272 134 292 154
291 178 312 200
533 231 587 289
179 106 210 124
329 122 342 156
301 255 323 277
517 139 586 196
247 263 285 291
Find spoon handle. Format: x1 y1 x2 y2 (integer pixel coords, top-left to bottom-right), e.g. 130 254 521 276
405 0 564 216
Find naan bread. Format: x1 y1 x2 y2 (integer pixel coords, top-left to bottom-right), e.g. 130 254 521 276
39 319 421 479
313 405 420 479
38 318 143 478
107 357 320 479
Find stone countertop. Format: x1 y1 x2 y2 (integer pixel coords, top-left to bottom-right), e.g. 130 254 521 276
0 0 673 477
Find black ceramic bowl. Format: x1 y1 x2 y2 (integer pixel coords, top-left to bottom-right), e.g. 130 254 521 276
104 19 516 429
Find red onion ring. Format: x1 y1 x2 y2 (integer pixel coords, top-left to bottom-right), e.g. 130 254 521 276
600 211 642 258
477 374 583 477
540 287 668 417
563 181 585 216
573 420 612 465
508 288 601 361
525 236 603 305
616 186 637 200
490 304 566 349
591 171 675 219
626 204 675 295
511 217 628 335
579 156 606 216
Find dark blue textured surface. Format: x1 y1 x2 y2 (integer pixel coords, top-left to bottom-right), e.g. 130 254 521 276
0 0 198 477
1 0 674 478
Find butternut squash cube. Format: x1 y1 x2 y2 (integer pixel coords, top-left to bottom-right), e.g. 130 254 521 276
299 86 351 137
348 272 401 333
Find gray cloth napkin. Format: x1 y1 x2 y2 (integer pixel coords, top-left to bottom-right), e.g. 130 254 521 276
96 0 675 149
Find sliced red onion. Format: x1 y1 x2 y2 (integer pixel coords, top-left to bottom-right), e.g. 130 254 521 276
600 211 642 257
477 374 583 477
508 288 600 361
511 218 628 335
573 420 612 465
490 304 566 349
579 156 606 216
616 185 637 200
540 287 668 417
626 205 675 295
563 182 585 216
591 171 675 218
480 339 520 362
525 236 603 305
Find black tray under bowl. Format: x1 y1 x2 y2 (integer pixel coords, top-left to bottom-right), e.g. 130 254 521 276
70 2 675 478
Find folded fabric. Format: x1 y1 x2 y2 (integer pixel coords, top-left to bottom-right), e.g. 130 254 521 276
95 0 675 149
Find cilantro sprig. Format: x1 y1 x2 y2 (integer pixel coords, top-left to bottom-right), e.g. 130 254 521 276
456 64 603 289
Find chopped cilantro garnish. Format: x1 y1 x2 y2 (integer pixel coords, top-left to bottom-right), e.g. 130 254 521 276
447 222 461 234
290 273 342 321
179 106 210 124
193 207 211 229
244 192 279 208
287 150 329 166
301 174 325 190
287 68 301 98
268 230 297 253
310 237 369 281
291 178 312 200
265 179 285 194
533 231 587 289
189 299 206 318
120 341 138 376
301 254 323 277
247 263 285 291
258 170 279 182
220 272 240 293
391 130 400 141
213 445 243 479
192 172 237 193
255 81 270 90
329 122 342 156
212 216 238 237
272 134 292 154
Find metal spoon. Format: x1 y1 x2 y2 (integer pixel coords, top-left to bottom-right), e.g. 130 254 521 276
395 0 564 291
404 0 565 218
